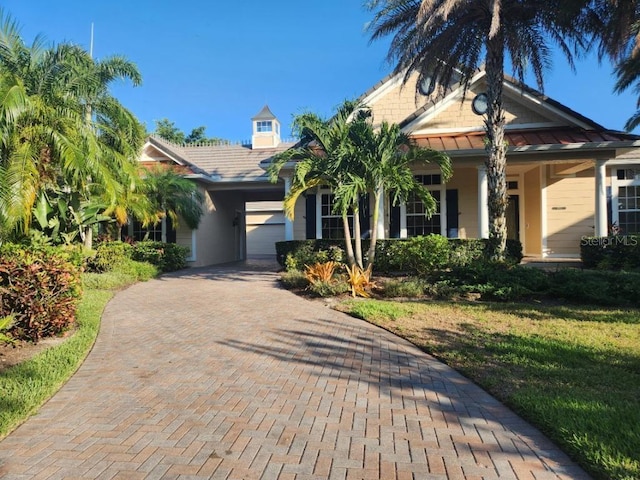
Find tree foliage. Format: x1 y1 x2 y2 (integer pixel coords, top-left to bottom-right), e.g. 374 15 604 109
153 118 226 145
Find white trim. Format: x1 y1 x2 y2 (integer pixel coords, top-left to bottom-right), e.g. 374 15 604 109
359 74 405 107
595 159 608 237
143 141 187 166
611 168 619 227
284 177 294 241
186 230 197 262
477 166 489 238
400 202 407 238
376 188 386 240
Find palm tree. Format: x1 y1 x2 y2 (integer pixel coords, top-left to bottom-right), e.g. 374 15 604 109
140 166 204 243
367 0 595 260
0 10 145 247
269 100 451 271
350 119 451 269
268 102 369 267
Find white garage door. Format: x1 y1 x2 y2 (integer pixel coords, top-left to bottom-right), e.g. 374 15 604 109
246 202 285 258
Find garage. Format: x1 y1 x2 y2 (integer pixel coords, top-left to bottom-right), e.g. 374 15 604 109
245 201 285 258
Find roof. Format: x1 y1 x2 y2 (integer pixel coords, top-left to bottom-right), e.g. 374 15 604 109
146 135 295 183
251 105 277 121
412 127 640 155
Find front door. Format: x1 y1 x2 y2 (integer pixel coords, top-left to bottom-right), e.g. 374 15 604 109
506 195 520 240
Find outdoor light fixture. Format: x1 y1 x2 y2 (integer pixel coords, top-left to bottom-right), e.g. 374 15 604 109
418 75 436 96
472 93 489 115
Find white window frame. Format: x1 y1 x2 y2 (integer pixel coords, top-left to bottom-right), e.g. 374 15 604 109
256 120 273 133
614 167 640 234
315 188 355 240
400 174 446 238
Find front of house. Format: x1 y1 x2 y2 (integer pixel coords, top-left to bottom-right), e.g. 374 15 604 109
138 71 640 266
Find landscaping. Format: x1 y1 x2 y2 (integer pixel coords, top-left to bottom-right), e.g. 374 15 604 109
0 240 186 440
277 236 640 480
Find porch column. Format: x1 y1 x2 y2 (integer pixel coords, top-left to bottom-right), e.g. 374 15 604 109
376 187 385 240
477 165 489 238
595 159 608 237
283 176 294 241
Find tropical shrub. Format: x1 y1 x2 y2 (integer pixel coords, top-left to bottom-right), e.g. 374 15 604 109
276 238 523 274
305 261 339 284
344 265 376 298
0 246 82 341
580 235 640 270
130 241 189 272
85 241 134 273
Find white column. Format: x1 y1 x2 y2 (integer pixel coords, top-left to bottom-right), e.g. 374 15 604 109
595 159 608 237
477 165 489 238
376 187 385 240
283 177 294 241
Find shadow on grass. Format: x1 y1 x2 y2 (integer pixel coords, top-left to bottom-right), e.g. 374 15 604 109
418 323 640 480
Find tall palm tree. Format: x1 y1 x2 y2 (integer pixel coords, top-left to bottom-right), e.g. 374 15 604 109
141 166 204 243
367 0 595 259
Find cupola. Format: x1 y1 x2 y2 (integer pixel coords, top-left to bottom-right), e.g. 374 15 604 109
251 105 281 149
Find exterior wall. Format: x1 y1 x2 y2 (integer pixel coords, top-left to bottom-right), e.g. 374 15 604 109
293 197 307 240
189 189 244 267
367 75 430 126
432 92 551 131
523 167 542 256
176 226 194 260
545 167 601 256
445 166 478 239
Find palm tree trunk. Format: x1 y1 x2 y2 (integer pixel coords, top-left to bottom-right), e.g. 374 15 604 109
353 203 363 268
83 226 92 249
366 186 382 270
484 33 508 261
342 214 356 267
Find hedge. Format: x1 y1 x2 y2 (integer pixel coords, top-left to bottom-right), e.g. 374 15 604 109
276 236 523 274
580 235 640 270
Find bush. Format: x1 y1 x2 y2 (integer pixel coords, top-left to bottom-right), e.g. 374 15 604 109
276 238 523 274
308 279 350 297
380 278 426 298
85 241 133 273
0 246 82 342
280 270 310 289
580 235 640 270
548 269 640 307
130 241 189 272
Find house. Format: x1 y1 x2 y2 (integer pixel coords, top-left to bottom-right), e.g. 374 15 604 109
138 72 640 266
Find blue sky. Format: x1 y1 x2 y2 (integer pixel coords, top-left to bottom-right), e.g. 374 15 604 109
4 1 638 141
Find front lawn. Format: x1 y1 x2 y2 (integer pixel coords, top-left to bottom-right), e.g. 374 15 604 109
337 299 640 480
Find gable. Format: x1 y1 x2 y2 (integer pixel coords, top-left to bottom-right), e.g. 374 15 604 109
360 73 432 127
140 142 185 166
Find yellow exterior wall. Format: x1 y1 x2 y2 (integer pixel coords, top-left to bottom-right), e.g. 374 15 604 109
524 167 542 255
432 93 551 130
445 166 478 239
368 75 430 126
545 168 602 256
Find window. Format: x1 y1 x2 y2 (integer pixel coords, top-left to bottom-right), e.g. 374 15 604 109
321 192 352 239
618 185 640 234
617 169 640 181
405 175 443 237
406 190 441 236
256 121 272 133
131 220 162 242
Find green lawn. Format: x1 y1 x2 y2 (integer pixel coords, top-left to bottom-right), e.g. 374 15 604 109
338 299 640 480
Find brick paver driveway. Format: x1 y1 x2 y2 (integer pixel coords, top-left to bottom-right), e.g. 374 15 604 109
0 262 590 479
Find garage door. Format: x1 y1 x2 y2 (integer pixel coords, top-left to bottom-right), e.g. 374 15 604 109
246 202 285 258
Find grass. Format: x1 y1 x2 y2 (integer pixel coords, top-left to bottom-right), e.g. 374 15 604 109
0 267 149 440
338 299 640 480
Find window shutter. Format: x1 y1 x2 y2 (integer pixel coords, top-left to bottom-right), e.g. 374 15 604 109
446 189 458 238
389 204 401 238
305 195 316 239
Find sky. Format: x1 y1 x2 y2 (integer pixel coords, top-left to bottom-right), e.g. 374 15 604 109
3 1 639 142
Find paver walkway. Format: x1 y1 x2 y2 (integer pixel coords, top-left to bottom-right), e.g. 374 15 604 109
0 262 591 480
